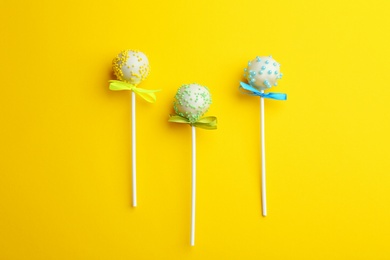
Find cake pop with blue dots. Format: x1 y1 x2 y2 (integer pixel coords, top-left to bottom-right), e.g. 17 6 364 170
244 56 283 91
239 55 287 218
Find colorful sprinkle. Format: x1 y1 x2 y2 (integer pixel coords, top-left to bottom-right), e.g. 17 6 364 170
112 49 150 84
173 84 212 123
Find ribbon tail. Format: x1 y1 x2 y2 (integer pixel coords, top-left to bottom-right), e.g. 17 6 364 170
262 93 287 100
133 87 161 103
192 116 217 130
192 122 217 130
134 91 157 103
135 88 161 93
239 81 261 94
168 115 191 124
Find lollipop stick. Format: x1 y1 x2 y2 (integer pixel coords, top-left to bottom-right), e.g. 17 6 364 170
131 91 137 207
190 125 196 246
260 93 267 217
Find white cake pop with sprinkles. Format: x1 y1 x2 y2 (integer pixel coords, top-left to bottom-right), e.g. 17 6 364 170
244 56 283 91
240 55 287 218
112 50 150 85
109 49 154 208
173 83 212 123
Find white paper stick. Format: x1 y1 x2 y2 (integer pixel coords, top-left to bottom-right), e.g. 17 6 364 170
190 125 196 246
131 91 137 207
260 93 267 217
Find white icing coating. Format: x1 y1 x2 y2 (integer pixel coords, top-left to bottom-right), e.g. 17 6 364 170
244 56 283 91
112 50 150 85
174 83 212 123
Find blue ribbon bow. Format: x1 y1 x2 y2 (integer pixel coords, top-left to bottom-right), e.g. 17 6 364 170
239 82 287 100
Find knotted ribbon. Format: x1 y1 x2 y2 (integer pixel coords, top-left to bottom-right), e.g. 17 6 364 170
109 80 160 103
168 115 217 130
239 82 287 100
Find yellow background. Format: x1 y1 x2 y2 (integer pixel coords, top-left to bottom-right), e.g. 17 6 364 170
1 0 390 259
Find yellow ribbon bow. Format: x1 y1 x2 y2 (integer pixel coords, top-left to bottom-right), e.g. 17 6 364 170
109 80 160 103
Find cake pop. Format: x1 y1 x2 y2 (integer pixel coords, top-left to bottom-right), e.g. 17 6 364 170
169 83 217 246
109 49 159 207
240 55 287 216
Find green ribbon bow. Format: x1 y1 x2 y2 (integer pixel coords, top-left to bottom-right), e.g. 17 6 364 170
109 80 160 103
168 115 217 130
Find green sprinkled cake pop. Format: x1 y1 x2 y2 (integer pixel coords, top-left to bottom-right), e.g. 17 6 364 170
173 83 212 123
